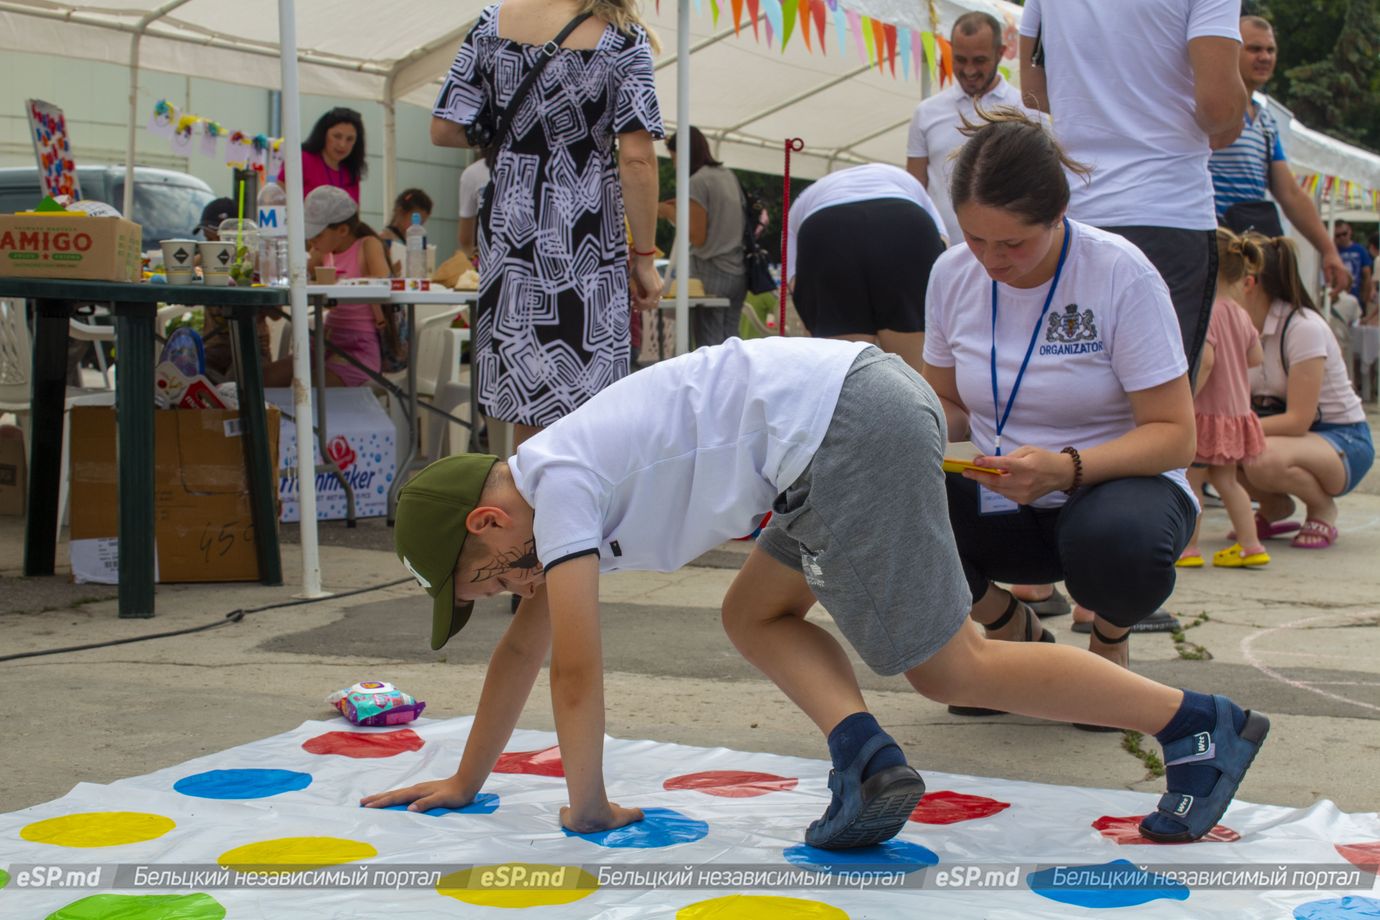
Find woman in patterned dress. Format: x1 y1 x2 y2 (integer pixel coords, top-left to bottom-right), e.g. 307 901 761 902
431 0 664 449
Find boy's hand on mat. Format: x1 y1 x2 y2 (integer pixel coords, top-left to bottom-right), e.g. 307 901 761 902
358 776 476 812
560 801 645 835
967 446 1071 504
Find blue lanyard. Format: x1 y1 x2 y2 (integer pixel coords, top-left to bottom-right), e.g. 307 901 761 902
989 217 1071 455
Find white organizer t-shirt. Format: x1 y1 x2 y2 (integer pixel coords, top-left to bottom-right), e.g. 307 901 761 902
923 221 1192 507
510 337 871 572
1020 0 1241 230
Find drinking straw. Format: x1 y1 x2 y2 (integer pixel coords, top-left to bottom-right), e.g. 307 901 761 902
235 179 246 253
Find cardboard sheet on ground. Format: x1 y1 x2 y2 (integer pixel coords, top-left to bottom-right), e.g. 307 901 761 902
1 717 1377 918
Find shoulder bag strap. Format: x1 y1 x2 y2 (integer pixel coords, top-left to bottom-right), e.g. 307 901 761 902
1279 307 1296 375
494 12 594 149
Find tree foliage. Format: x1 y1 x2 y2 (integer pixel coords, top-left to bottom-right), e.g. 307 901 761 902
1242 0 1379 151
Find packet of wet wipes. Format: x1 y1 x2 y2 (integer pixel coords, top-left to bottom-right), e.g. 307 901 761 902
327 680 426 726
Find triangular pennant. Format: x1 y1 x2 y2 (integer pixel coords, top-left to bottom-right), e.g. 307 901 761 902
884 23 898 76
710 0 720 26
797 0 811 51
937 33 953 86
871 18 887 71
921 31 937 83
898 26 911 81
812 0 827 51
731 0 744 35
763 0 783 40
783 0 805 50
746 0 760 39
855 13 874 65
833 2 849 56
911 28 924 81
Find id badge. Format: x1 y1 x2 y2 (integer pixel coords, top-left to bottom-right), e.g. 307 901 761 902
979 485 1019 515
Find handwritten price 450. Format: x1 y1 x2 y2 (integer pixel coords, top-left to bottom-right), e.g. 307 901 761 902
199 520 256 562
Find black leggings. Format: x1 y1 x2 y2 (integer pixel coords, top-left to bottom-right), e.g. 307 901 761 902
945 474 1196 628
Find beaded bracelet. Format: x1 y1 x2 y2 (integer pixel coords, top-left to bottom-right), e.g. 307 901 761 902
1060 446 1083 494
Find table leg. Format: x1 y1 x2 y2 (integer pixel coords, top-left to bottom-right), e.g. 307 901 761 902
231 311 282 586
387 302 418 523
468 301 481 452
23 298 72 576
113 303 155 618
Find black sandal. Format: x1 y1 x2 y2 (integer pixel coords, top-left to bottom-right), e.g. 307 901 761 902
1073 623 1130 733
948 594 1054 717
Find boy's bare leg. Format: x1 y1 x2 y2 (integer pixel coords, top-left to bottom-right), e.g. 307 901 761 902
721 548 867 735
907 585 1180 732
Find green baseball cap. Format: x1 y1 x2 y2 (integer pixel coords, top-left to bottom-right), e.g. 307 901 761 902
394 453 500 649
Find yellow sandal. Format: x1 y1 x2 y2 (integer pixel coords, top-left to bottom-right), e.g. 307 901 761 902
1212 543 1270 568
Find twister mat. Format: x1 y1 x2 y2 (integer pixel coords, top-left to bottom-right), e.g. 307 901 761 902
1 717 1377 918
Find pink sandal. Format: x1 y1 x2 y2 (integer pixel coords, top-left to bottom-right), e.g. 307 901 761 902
1290 519 1338 550
1229 511 1301 542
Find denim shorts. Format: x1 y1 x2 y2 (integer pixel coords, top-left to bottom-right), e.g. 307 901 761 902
1311 420 1375 494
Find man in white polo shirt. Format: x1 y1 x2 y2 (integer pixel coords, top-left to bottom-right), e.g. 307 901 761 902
906 11 1029 246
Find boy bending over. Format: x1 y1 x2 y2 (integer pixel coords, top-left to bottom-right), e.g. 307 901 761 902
364 338 1267 847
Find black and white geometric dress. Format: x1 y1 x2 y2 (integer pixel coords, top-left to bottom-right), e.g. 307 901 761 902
434 4 664 428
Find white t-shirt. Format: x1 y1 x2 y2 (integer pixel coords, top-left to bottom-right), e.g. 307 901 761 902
906 76 1032 245
1019 0 1241 230
457 159 491 220
1250 300 1365 425
786 164 947 280
923 221 1192 508
510 337 870 572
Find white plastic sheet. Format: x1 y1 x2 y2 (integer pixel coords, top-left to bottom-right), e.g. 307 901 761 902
1 717 1377 918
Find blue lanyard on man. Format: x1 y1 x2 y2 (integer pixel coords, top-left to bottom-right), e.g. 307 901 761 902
989 217 1071 456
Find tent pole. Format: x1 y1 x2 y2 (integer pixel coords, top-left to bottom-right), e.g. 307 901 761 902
123 33 142 215
675 0 690 355
383 73 398 224
279 0 327 598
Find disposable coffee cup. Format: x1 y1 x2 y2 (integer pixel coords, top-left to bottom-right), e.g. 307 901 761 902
198 241 236 286
161 239 198 284
314 265 338 285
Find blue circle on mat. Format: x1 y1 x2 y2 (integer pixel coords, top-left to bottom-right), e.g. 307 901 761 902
173 769 312 800
380 793 500 816
562 807 707 848
1295 897 1380 919
1027 859 1190 909
784 839 938 874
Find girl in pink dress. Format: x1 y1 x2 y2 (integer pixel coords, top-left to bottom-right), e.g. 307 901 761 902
1179 229 1268 568
263 186 392 387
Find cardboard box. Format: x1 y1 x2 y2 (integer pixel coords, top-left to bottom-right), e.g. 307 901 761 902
0 431 25 516
0 214 142 282
264 387 395 522
68 405 280 583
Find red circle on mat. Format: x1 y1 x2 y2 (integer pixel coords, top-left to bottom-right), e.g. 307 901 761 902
662 771 799 798
301 729 424 759
1336 842 1380 868
1093 815 1240 844
909 790 1010 825
494 746 564 777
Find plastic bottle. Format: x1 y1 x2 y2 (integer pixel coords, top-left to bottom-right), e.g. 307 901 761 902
256 181 289 286
405 212 427 279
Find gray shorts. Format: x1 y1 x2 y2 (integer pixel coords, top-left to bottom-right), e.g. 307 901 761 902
757 348 972 675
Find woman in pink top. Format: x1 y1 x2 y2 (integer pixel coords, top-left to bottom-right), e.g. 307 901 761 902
1178 230 1267 569
1239 235 1374 549
290 108 366 204
263 186 391 387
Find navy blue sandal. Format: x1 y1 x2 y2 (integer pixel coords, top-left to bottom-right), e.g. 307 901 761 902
949 594 1053 718
805 733 926 850
1139 695 1270 842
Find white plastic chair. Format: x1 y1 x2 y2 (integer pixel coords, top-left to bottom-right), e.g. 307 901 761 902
384 305 471 461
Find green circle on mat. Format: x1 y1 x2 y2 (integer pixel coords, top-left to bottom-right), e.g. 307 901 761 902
0 867 8 889
45 893 225 920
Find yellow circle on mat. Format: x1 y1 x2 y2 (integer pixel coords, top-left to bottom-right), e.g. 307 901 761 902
20 812 176 848
677 894 850 919
217 837 377 874
436 864 598 908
